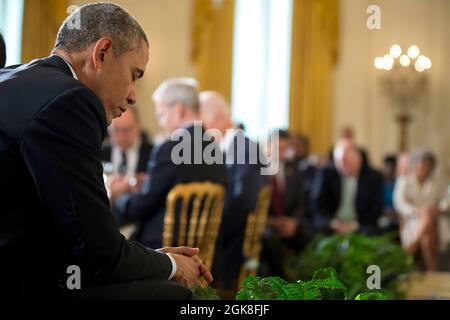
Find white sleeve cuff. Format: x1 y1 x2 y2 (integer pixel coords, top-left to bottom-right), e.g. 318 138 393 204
166 253 177 280
154 248 177 280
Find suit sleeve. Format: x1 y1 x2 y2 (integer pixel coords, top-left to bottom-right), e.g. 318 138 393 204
223 164 265 233
367 171 384 227
20 87 172 283
114 141 179 225
309 168 334 233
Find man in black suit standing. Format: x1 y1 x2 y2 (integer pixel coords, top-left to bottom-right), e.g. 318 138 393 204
0 3 211 299
113 79 228 249
199 91 268 290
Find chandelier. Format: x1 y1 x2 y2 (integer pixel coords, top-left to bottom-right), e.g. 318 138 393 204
373 45 432 152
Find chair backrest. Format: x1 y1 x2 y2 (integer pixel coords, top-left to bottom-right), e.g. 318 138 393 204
238 184 273 285
163 182 225 270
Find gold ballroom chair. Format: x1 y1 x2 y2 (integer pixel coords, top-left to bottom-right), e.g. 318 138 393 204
162 182 225 271
237 184 273 286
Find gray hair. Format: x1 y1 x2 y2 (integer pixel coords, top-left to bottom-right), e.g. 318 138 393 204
152 78 200 113
199 91 230 119
54 3 148 56
412 148 437 171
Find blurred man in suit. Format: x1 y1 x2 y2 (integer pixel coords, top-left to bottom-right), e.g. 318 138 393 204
113 79 228 249
310 139 384 236
102 108 153 176
199 91 268 290
285 133 310 169
102 108 153 200
0 32 6 68
0 3 211 299
285 133 317 232
260 130 312 278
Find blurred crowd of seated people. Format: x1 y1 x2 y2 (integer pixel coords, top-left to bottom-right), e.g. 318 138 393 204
259 128 450 275
101 80 450 291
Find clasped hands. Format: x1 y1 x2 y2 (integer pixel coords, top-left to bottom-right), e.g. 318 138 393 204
159 246 213 289
330 218 359 234
269 216 298 238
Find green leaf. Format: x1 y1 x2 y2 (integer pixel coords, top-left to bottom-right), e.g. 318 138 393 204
355 292 387 300
191 285 221 300
236 267 348 300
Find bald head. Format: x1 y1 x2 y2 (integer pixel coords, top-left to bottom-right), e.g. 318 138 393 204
199 91 233 137
334 139 362 177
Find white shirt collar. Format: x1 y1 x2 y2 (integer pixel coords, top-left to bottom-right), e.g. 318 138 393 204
111 137 142 176
56 55 78 80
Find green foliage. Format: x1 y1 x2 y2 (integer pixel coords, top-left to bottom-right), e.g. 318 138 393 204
191 285 221 300
235 276 287 300
355 292 387 300
236 268 349 300
286 233 413 299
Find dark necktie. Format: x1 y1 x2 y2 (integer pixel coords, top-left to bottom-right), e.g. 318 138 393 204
118 151 128 175
271 175 285 217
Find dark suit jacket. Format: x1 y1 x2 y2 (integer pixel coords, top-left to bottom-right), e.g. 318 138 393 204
269 162 305 219
265 159 315 250
113 124 228 249
0 55 172 298
212 132 269 286
101 136 153 174
310 162 384 235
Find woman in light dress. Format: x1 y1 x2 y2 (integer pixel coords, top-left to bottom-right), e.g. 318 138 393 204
394 149 450 271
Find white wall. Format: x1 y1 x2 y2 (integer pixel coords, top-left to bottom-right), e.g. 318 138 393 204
333 0 450 176
70 0 196 138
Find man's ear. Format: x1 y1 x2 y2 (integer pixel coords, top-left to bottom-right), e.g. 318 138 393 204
92 37 113 69
175 103 186 118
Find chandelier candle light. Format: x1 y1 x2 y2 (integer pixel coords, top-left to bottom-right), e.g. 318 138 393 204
374 45 432 152
374 45 432 72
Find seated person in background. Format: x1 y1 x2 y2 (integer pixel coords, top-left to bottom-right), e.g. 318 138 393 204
394 149 450 271
199 91 268 290
285 133 309 169
329 125 370 166
260 130 312 278
103 107 153 200
112 78 228 249
310 139 383 236
287 134 317 229
0 32 6 68
341 125 355 141
103 108 153 176
397 152 411 177
379 154 400 234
